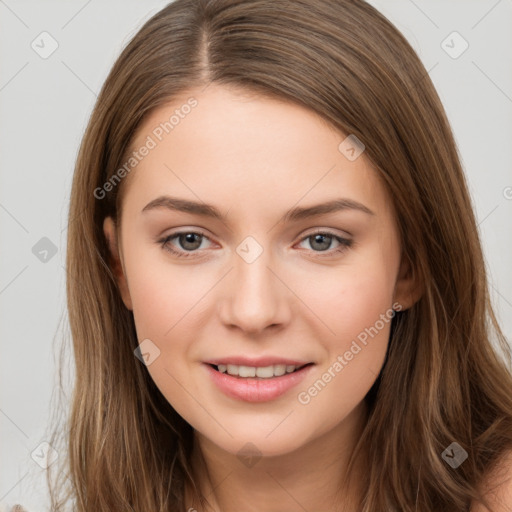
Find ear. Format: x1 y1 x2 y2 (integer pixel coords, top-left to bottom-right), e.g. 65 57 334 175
103 216 133 311
392 252 423 311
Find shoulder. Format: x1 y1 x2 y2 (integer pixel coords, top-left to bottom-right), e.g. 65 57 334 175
0 504 31 512
471 449 512 512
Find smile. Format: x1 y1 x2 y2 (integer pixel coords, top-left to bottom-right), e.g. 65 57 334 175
212 363 310 379
204 362 315 402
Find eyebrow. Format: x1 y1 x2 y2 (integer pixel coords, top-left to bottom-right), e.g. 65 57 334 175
141 195 375 222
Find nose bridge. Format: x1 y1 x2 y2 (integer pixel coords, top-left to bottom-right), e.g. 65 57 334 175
219 234 289 332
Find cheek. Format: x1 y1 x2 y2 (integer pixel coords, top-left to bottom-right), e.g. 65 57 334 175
124 250 218 410
124 255 209 416
292 247 396 409
295 301 392 427
295 242 397 350
125 245 213 340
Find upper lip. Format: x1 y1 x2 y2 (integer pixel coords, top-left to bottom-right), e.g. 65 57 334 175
204 356 313 367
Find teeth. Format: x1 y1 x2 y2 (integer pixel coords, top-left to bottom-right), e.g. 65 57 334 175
273 364 286 376
239 365 256 377
216 363 302 378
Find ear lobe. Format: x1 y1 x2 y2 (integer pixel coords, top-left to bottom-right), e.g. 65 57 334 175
103 216 133 311
393 253 423 311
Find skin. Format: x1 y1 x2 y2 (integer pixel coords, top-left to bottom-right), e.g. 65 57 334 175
104 84 420 511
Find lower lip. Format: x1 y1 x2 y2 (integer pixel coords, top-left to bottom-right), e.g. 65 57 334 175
203 363 314 402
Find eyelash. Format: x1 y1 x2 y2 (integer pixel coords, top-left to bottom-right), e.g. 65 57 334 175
157 229 353 259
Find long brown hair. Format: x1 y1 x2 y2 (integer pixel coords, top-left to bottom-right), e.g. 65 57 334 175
47 0 512 510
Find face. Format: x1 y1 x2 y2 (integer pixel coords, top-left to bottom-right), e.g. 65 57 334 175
104 84 418 458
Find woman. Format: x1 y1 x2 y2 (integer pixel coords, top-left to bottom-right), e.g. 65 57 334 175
39 0 512 510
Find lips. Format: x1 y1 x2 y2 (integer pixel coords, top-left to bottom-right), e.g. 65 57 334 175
203 359 315 402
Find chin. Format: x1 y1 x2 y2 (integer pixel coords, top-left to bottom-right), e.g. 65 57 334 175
195 418 314 459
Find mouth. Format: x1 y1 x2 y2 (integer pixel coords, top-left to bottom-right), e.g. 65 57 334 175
208 362 313 379
204 361 315 402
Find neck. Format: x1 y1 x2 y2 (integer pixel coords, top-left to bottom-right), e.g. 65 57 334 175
184 400 369 512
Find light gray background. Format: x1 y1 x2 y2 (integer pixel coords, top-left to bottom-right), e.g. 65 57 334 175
1 0 511 509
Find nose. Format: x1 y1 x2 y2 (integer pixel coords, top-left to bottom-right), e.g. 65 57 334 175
218 246 291 335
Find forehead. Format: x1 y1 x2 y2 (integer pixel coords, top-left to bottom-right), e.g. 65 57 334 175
120 84 392 223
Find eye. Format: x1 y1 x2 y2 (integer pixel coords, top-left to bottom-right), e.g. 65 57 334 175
296 230 353 257
158 230 213 258
158 229 353 259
